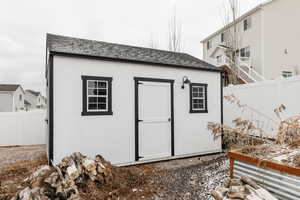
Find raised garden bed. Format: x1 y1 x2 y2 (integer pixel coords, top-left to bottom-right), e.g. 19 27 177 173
228 147 300 200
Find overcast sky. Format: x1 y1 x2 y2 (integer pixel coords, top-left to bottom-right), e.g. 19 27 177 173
0 0 262 95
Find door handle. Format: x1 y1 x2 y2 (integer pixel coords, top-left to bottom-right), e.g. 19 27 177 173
168 118 171 122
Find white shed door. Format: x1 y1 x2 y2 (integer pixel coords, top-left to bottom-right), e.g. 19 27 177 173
138 81 172 160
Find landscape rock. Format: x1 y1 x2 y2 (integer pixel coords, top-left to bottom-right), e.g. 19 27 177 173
211 176 278 200
12 153 114 200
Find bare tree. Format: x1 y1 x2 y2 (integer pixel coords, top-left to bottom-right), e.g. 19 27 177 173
221 0 241 84
168 11 182 52
149 33 158 49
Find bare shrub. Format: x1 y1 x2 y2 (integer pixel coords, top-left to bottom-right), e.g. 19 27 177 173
209 95 300 151
207 119 269 150
208 94 300 169
272 103 300 145
276 115 300 145
208 95 275 149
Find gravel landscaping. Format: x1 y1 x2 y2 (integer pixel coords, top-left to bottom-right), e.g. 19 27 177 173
149 154 229 200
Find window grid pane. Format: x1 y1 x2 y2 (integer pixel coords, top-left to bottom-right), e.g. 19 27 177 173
87 80 108 112
192 85 206 111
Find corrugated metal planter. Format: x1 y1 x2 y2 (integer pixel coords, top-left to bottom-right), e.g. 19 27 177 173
228 151 300 200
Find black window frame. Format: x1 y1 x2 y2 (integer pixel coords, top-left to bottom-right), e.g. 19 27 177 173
221 32 225 43
282 71 293 78
81 75 113 116
207 40 211 50
189 83 208 113
240 46 250 58
243 17 251 31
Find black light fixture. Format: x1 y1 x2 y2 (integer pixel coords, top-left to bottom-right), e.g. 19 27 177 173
181 76 191 89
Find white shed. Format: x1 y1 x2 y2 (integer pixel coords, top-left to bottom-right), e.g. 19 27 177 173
46 34 223 165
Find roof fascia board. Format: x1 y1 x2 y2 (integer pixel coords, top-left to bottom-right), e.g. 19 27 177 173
49 51 223 73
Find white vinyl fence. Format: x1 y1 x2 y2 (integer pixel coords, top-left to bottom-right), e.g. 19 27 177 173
0 110 46 146
224 76 300 137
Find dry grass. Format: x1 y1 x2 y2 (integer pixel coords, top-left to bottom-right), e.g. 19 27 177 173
276 115 300 145
207 119 270 150
208 95 300 168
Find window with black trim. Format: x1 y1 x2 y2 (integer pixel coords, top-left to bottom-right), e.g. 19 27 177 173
207 40 211 50
190 83 208 113
240 46 250 58
282 71 293 78
81 76 113 116
221 32 225 43
243 17 251 31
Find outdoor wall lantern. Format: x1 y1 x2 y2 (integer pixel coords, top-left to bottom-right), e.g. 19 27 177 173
181 76 191 89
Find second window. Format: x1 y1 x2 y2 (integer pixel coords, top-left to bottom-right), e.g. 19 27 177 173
190 83 208 113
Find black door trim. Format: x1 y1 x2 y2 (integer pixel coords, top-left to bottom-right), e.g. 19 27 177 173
134 77 175 161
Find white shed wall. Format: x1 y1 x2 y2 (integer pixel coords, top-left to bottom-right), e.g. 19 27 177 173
52 56 222 165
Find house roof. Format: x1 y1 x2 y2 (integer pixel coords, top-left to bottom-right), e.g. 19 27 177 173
201 0 275 43
209 45 229 58
47 34 221 72
0 84 20 92
24 100 31 105
26 89 41 96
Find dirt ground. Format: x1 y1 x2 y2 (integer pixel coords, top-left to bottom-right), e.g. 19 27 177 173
0 145 46 167
0 145 48 200
0 145 229 200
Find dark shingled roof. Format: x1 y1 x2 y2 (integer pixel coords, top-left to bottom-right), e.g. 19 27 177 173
0 84 20 92
47 34 220 72
26 89 41 96
24 100 31 105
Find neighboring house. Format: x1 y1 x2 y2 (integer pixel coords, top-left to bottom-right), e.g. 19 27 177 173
24 100 32 111
0 84 25 112
46 34 223 165
25 90 47 109
201 0 300 84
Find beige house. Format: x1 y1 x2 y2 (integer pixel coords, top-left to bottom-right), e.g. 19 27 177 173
201 0 300 84
25 90 47 110
0 84 25 112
